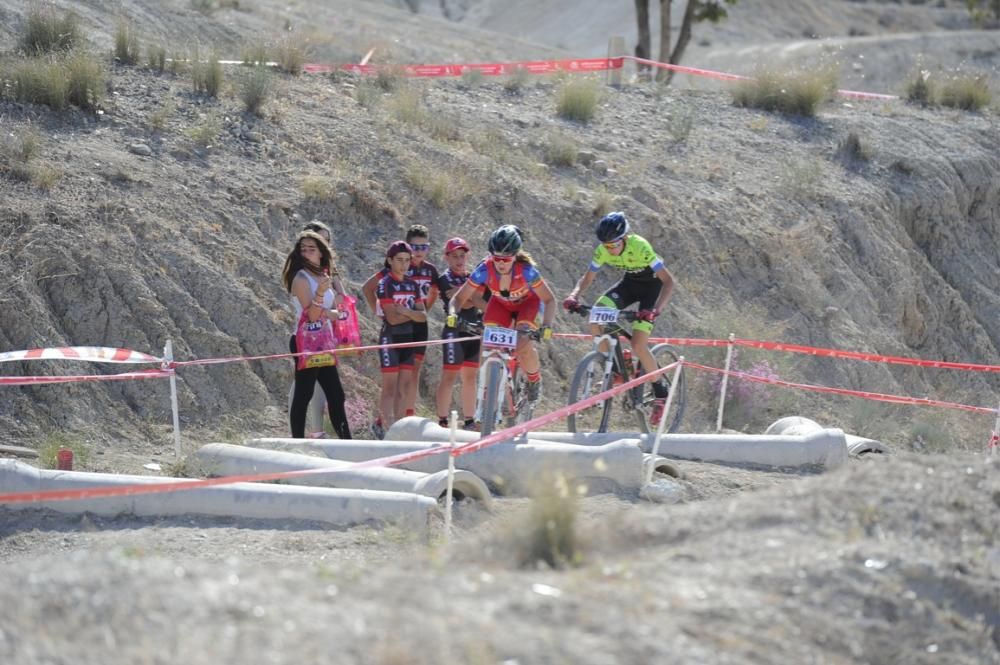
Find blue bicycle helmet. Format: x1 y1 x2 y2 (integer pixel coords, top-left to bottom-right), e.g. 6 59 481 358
596 212 629 242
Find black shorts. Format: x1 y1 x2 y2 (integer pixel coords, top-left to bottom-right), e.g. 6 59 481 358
599 277 660 311
441 325 481 369
413 321 428 361
379 327 415 373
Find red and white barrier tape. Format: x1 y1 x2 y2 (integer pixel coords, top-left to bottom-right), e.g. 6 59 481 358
0 360 679 504
726 338 1000 373
171 335 478 368
302 57 622 77
0 347 160 364
0 368 174 387
624 55 898 101
685 361 997 415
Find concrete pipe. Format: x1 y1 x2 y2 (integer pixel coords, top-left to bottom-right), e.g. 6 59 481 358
245 436 647 496
383 417 848 470
194 443 492 508
0 459 439 533
765 416 889 457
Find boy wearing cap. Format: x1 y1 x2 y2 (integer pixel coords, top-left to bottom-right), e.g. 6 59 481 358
434 237 487 430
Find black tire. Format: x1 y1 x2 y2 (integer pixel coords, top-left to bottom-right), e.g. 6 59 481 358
567 351 614 433
479 360 504 437
636 343 686 434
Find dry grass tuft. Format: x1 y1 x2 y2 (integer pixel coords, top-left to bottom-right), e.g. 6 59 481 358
835 131 872 165
239 64 274 116
556 78 601 122
191 48 223 97
543 131 577 167
502 65 530 94
19 5 82 55
37 432 90 469
515 473 583 569
146 44 166 73
939 74 992 111
113 19 141 65
732 66 837 117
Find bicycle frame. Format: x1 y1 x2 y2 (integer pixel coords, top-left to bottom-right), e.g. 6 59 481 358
474 326 539 436
580 310 643 411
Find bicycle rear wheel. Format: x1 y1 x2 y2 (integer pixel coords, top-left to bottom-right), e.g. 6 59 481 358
635 343 686 434
567 351 614 433
479 361 504 437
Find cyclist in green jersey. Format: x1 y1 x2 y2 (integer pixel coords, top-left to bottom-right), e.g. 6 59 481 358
563 211 675 421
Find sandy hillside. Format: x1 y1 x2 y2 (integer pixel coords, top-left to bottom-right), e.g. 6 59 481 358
0 2 999 663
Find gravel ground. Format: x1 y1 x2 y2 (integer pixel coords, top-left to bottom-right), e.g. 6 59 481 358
1 451 997 665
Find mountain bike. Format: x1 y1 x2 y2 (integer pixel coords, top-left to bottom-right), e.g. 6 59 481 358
566 304 685 433
474 323 542 437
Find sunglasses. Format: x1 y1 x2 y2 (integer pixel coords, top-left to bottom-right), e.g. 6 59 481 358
410 243 430 251
602 239 624 248
491 254 515 264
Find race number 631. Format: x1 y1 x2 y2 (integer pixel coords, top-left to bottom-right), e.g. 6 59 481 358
482 326 518 349
589 307 619 324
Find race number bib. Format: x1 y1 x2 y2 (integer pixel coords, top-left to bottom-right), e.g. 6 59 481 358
482 326 518 349
589 307 619 324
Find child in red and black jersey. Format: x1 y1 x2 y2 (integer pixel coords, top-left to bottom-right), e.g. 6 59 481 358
363 225 439 431
434 237 488 430
372 241 426 437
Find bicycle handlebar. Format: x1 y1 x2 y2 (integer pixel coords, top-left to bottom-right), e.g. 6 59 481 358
570 303 640 322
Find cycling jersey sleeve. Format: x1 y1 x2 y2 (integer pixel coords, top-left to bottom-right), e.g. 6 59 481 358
637 241 665 272
588 245 605 272
469 262 489 290
522 264 543 288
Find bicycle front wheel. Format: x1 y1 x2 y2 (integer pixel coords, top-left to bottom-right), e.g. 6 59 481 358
479 360 504 437
505 366 527 428
567 351 614 433
636 343 686 434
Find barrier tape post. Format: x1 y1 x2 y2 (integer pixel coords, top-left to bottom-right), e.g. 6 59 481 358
445 410 458 544
164 340 181 460
992 399 1000 457
715 333 736 432
646 357 684 485
607 36 625 87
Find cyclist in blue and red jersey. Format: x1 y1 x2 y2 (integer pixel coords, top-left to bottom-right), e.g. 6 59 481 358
447 225 556 407
563 211 676 422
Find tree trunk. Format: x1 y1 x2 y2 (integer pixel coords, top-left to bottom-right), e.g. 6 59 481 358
655 0 672 82
660 0 696 84
634 0 651 77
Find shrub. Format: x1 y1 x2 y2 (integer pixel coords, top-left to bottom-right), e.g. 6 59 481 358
186 113 222 147
168 51 187 75
710 355 780 430
939 74 992 111
19 5 82 55
905 70 934 106
37 432 90 469
0 128 40 164
147 44 167 73
192 50 223 97
666 106 694 143
113 19 141 65
301 175 337 202
732 66 837 117
836 130 872 164
516 474 581 569
778 157 824 199
502 65 530 94
387 86 424 124
354 80 382 108
459 68 484 89
543 131 576 166
242 41 270 67
65 50 105 111
375 65 405 92
275 37 305 75
31 163 62 190
239 64 273 116
556 78 601 122
148 101 175 131
592 187 614 218
12 57 69 110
